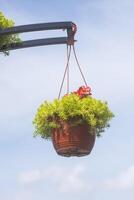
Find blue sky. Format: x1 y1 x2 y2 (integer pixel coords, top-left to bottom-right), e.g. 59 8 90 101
0 0 134 199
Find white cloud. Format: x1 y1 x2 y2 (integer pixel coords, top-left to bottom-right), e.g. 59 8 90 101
55 165 92 192
18 165 92 193
103 165 134 190
14 191 34 200
18 164 134 193
19 169 42 184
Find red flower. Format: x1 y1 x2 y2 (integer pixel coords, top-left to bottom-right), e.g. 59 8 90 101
64 86 92 99
77 86 92 98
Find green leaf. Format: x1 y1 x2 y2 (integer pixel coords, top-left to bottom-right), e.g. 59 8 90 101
0 11 21 56
33 94 114 139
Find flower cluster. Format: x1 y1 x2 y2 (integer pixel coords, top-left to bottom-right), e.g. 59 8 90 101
71 86 92 98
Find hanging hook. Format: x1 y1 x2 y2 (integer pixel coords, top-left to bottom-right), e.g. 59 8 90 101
67 23 77 45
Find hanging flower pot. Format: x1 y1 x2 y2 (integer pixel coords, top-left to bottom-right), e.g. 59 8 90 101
52 119 96 157
33 38 114 157
33 92 114 157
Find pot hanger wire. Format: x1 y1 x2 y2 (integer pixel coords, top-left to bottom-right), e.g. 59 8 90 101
58 44 88 99
72 45 88 87
58 45 71 99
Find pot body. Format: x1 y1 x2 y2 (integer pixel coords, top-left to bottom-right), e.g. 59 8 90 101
52 121 96 157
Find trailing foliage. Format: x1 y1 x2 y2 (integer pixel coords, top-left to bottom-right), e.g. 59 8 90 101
0 11 21 55
33 94 114 139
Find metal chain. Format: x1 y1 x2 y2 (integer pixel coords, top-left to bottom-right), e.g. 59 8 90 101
58 44 88 99
72 45 88 87
67 45 69 95
58 45 71 99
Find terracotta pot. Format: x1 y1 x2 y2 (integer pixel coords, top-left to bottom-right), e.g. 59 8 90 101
52 120 96 157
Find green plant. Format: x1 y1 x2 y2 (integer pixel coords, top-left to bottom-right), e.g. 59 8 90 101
0 11 21 55
33 94 114 139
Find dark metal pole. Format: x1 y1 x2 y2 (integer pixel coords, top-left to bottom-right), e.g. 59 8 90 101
0 37 68 51
0 22 73 36
0 21 77 51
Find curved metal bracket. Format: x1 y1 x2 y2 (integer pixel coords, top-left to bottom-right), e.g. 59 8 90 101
0 21 77 51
